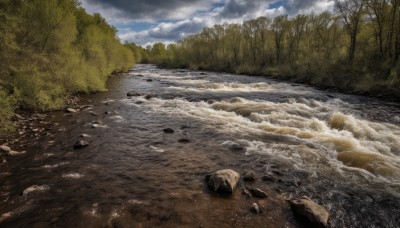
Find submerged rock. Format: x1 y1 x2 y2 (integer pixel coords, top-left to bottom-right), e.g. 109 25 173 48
206 169 240 194
262 175 276 182
178 138 191 143
73 140 89 149
127 91 143 97
145 94 156 100
147 79 153 82
290 196 330 228
163 128 175 134
249 188 268 198
243 171 256 181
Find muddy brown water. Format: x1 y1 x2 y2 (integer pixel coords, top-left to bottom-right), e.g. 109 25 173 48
1 64 400 227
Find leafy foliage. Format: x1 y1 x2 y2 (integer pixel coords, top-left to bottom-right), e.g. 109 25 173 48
0 0 135 133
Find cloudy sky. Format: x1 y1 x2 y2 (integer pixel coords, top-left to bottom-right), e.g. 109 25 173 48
80 0 334 46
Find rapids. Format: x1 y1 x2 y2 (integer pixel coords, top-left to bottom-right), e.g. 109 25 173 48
0 64 399 227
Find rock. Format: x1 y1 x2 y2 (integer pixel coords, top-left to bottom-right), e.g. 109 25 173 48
73 140 89 149
92 120 103 124
147 79 153 82
163 128 174 134
20 185 46 196
105 111 112 115
290 196 330 228
252 203 260 214
178 138 191 143
0 145 11 153
0 212 13 224
135 101 144 105
66 108 78 113
145 94 156 100
127 91 143 97
206 169 240 194
89 111 99 116
92 124 108 128
8 150 26 157
242 188 252 197
80 134 91 138
14 114 25 120
200 72 208 75
243 171 256 181
249 188 268 198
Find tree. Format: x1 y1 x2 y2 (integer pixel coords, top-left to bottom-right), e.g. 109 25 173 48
334 0 365 62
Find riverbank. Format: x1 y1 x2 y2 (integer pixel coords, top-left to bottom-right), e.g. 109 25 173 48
157 64 400 102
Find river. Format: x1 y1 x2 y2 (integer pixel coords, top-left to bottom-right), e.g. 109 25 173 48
1 64 400 227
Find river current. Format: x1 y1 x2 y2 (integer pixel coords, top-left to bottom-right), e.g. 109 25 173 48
1 64 400 227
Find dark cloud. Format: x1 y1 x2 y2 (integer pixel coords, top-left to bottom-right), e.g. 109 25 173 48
220 0 272 18
83 0 215 20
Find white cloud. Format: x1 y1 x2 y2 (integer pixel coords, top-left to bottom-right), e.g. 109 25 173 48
80 0 336 45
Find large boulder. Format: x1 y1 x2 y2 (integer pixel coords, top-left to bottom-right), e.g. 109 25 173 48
206 169 240 194
290 196 330 228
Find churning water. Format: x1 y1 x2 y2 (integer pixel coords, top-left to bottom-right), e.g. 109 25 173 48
1 64 400 227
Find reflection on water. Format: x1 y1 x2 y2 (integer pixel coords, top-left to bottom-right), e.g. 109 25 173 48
1 64 400 227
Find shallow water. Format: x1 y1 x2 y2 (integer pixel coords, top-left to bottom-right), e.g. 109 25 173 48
1 64 400 227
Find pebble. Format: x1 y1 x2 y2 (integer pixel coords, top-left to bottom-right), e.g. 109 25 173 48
8 150 26 157
20 185 48 196
249 188 268 198
89 111 99 116
0 145 11 153
0 212 13 224
66 108 78 113
243 171 256 181
73 140 89 149
92 124 108 128
252 203 260 214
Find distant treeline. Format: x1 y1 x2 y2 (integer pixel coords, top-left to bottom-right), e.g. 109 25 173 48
145 0 400 98
0 0 136 133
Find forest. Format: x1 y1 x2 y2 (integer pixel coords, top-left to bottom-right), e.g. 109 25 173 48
145 0 400 99
0 0 136 133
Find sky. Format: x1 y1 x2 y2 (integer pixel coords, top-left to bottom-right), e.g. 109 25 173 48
80 0 335 46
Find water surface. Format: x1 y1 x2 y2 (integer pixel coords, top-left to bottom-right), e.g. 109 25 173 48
1 64 400 227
